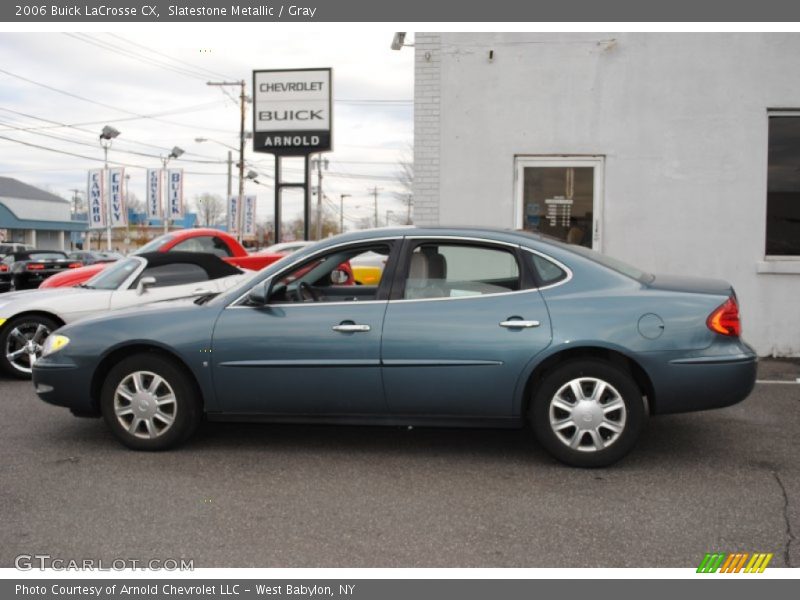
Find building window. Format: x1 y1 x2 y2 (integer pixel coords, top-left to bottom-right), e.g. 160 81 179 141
514 156 604 251
767 115 800 256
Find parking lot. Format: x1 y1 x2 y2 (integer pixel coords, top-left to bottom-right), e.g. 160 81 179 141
1 363 797 569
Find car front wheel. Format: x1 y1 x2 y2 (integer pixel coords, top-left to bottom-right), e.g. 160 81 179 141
0 314 58 379
101 354 201 450
530 359 646 467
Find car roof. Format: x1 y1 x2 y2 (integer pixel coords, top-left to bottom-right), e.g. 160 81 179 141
310 226 554 250
137 251 243 279
8 249 68 260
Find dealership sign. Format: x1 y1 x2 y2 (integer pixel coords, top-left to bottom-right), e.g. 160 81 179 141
87 169 105 229
243 195 257 237
108 168 127 227
252 68 332 155
146 169 161 219
227 195 239 235
167 169 184 220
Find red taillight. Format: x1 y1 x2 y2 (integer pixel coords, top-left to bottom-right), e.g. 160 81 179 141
27 263 45 271
68 262 82 268
0 264 7 272
707 296 741 337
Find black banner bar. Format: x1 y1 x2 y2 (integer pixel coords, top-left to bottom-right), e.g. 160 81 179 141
4 0 800 22
3 579 799 600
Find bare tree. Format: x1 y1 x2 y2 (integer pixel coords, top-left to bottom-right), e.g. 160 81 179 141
126 190 145 214
193 193 225 227
393 143 413 224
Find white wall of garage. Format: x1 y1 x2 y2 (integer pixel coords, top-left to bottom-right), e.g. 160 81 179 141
413 32 800 356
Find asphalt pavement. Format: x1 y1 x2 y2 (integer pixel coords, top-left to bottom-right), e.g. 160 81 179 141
1 362 798 568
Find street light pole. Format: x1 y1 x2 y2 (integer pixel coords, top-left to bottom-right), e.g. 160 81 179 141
99 125 120 251
161 146 185 235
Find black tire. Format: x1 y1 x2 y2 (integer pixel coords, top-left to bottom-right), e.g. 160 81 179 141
530 359 646 468
101 353 202 451
0 314 59 379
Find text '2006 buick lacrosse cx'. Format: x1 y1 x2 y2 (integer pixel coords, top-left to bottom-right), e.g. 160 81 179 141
32 227 757 467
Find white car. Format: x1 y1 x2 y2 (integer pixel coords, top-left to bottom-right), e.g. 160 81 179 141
0 252 250 378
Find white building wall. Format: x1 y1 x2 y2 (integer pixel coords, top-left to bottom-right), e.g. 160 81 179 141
414 32 800 356
413 33 442 226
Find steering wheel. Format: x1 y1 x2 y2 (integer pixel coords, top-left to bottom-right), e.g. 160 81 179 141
294 281 320 302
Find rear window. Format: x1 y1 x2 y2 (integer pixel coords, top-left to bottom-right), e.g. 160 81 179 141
552 241 653 282
528 253 568 285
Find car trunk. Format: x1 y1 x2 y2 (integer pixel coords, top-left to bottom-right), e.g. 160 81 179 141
647 274 734 298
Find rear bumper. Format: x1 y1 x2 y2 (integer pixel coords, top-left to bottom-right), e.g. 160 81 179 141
642 342 758 415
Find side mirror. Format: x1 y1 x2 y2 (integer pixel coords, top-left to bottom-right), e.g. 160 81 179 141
247 281 270 305
330 268 348 285
136 276 156 295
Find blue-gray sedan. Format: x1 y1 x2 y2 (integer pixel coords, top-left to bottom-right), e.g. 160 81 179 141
32 228 757 467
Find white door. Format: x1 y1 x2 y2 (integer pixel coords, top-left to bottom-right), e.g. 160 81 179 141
514 156 605 251
108 263 220 311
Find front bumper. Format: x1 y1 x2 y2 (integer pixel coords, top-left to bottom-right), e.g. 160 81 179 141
641 342 758 415
32 360 97 415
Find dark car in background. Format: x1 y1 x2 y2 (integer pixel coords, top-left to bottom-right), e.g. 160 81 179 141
67 250 123 265
0 250 82 292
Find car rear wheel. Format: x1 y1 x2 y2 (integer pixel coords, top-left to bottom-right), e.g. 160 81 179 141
0 314 58 379
530 359 646 467
101 354 201 451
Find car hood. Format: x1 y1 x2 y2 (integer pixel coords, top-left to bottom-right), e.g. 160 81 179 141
647 274 733 296
0 287 101 311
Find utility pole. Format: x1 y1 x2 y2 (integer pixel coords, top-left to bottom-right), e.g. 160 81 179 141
368 186 382 228
312 157 329 239
406 194 412 225
339 193 351 234
226 150 233 200
207 80 247 243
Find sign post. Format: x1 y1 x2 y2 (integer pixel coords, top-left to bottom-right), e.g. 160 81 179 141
252 68 332 243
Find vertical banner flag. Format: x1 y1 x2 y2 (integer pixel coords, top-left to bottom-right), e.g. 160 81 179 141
108 168 127 227
146 169 161 220
167 169 184 220
87 169 105 229
227 195 240 235
243 195 257 237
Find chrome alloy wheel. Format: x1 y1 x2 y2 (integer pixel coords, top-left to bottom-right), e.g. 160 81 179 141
113 371 177 439
548 377 627 452
4 322 52 374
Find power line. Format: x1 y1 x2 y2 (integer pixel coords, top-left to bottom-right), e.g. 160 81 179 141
0 119 228 164
0 67 239 134
113 33 239 82
64 33 215 82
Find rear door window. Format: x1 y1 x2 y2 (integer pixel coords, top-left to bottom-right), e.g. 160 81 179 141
403 243 521 299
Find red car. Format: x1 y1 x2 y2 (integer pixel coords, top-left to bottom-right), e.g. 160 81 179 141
42 229 290 289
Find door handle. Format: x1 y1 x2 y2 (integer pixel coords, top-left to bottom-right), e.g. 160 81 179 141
499 320 540 329
332 324 371 333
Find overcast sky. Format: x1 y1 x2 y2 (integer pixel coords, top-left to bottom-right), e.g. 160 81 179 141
0 30 413 231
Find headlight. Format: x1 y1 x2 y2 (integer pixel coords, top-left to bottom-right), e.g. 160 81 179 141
41 334 70 358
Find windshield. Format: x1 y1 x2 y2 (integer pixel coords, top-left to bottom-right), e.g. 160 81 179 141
133 234 174 254
83 258 141 290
